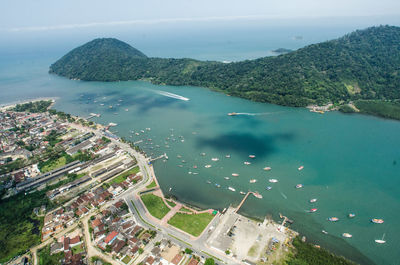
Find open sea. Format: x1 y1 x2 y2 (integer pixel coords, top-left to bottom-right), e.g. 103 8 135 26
1 20 400 264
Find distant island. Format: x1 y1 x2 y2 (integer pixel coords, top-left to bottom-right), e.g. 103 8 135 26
272 48 293 54
50 25 400 120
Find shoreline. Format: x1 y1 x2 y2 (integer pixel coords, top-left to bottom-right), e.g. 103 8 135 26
0 97 58 112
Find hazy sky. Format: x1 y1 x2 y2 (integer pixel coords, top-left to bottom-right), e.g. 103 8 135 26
1 0 400 32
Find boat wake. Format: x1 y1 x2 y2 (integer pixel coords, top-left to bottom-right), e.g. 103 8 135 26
234 112 282 116
155 90 190 101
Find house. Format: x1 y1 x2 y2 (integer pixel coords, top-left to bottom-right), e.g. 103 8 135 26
50 242 64 254
69 235 81 246
188 258 199 265
171 254 183 265
104 231 118 244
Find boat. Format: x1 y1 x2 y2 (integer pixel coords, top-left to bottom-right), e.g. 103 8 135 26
181 160 186 163
328 217 339 222
249 179 257 183
309 208 318 213
200 152 206 156
215 184 221 188
342 233 352 238
146 128 151 131
371 218 384 224
263 167 272 171
232 173 239 177
310 198 317 203
125 109 129 111
244 161 251 165
228 186 236 192
193 165 197 169
296 184 303 189
100 103 105 106
228 112 238 116
253 192 263 199
240 191 246 195
266 186 272 190
211 158 219 161
177 165 183 168
375 233 386 244
322 230 328 235
249 155 256 158
224 177 230 180
205 165 212 168
225 154 231 158
193 172 199 175
177 155 182 158
269 179 278 183
348 213 356 218
206 180 211 184
298 166 304 171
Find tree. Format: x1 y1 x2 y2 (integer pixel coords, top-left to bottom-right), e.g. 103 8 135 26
184 248 193 254
204 258 215 265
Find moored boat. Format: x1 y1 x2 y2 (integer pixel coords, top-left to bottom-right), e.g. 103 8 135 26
225 154 231 158
228 186 236 192
240 191 246 195
215 184 221 188
269 178 278 183
266 186 272 190
298 165 304 171
322 230 328 234
309 208 318 213
348 213 356 218
328 217 339 222
375 233 386 244
253 192 263 199
249 179 257 183
244 161 251 165
296 184 303 189
371 218 384 224
212 157 219 161
224 177 230 180
232 173 239 177
263 166 272 171
310 198 317 203
342 233 352 238
205 165 212 168
249 155 256 158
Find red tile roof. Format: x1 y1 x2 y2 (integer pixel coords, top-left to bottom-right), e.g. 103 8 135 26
69 235 80 245
171 254 183 265
104 231 118 244
188 258 199 265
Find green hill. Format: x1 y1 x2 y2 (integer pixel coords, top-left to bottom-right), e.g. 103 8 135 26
49 26 400 119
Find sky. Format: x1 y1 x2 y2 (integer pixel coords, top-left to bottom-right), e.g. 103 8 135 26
1 0 400 32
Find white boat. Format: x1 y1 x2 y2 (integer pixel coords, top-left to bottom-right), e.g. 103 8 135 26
225 154 231 158
200 152 206 156
215 184 221 188
224 177 230 180
240 191 246 195
205 165 212 168
310 198 317 203
211 158 219 161
244 161 251 165
249 179 257 183
249 155 256 158
348 213 356 218
232 173 239 177
322 230 328 235
342 233 352 238
298 165 304 171
228 187 236 192
253 192 263 199
296 184 303 189
269 179 278 183
263 166 272 171
375 233 386 244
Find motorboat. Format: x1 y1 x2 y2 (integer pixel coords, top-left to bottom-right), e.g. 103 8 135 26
228 112 237 116
298 166 304 171
228 186 236 192
342 233 352 238
206 180 211 184
266 186 272 190
232 173 239 177
244 161 251 165
263 167 272 171
328 217 339 222
249 155 256 158
310 198 317 203
371 219 384 224
322 230 328 235
211 158 219 161
348 213 356 218
205 165 212 168
296 184 303 189
224 177 230 180
269 179 278 183
249 179 257 183
309 208 318 213
240 191 246 195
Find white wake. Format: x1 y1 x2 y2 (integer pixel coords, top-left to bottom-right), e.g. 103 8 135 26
155 90 190 101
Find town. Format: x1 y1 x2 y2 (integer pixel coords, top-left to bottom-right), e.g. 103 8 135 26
1 100 299 265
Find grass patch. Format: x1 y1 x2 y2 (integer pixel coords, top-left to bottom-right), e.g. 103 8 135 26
40 156 67 173
71 243 84 255
122 255 131 264
146 180 157 189
168 212 214 237
179 207 192 213
38 245 64 265
110 166 139 185
354 100 400 120
141 194 170 219
166 200 176 208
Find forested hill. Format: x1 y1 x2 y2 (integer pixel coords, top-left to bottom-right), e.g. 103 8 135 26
50 26 400 113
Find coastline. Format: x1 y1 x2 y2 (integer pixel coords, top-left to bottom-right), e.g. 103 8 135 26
0 97 58 112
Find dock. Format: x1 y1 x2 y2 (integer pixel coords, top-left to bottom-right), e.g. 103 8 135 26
86 113 101 119
235 191 261 213
149 153 168 162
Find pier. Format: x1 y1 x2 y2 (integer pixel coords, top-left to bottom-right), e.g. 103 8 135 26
235 191 260 213
149 153 168 162
86 113 101 119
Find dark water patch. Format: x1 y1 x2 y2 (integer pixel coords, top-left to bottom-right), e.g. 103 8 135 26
196 132 295 158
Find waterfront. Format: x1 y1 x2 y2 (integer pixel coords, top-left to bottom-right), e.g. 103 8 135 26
1 25 400 264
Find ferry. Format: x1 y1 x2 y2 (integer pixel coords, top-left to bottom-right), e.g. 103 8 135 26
263 166 272 171
371 218 384 224
342 233 352 238
244 161 251 165
240 191 246 195
215 184 221 188
225 154 231 158
211 158 219 161
232 173 239 177
228 112 238 116
298 166 304 171
269 179 278 183
328 217 339 222
249 155 256 158
205 165 212 168
348 213 356 218
249 179 257 183
266 186 272 190
253 192 263 199
310 198 317 203
309 208 318 213
296 184 303 189
224 177 230 180
228 186 236 192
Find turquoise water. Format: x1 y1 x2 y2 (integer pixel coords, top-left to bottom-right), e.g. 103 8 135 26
1 24 400 264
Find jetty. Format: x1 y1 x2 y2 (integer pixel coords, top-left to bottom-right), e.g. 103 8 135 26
235 191 260 213
149 153 168 162
86 113 101 119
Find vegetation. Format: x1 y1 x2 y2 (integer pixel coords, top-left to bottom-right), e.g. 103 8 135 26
140 194 170 219
37 245 64 265
109 166 139 184
166 200 176 208
122 255 131 264
0 158 25 175
338 104 356 113
50 26 400 119
167 212 214 237
204 258 215 265
185 248 193 254
354 100 400 120
71 243 84 255
91 256 112 265
286 237 356 265
12 100 52 113
146 180 157 189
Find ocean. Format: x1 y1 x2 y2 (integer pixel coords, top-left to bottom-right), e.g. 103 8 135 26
1 20 400 264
